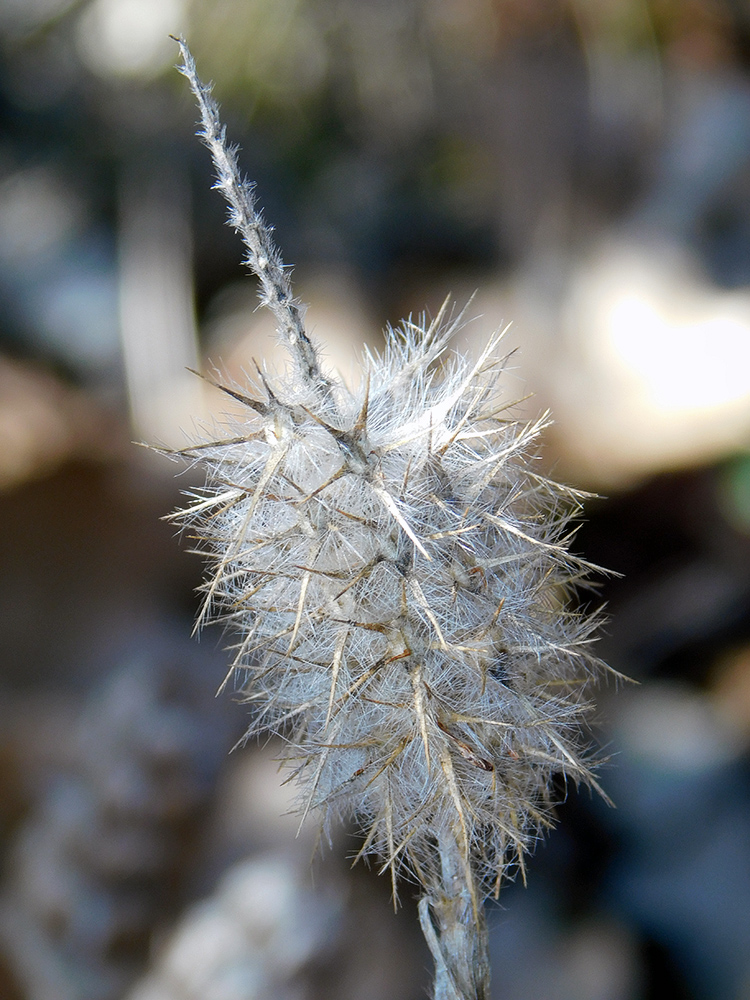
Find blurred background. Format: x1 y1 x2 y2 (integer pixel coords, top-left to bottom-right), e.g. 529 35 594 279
1 1 750 998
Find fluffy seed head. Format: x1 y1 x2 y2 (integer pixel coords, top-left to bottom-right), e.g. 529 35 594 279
168 38 610 931
171 304 607 897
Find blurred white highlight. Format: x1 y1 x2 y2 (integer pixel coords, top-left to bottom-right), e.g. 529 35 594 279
118 165 202 446
550 241 750 486
77 0 187 78
606 292 750 414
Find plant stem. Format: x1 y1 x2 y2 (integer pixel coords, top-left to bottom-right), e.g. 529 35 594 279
418 833 491 1000
173 36 337 403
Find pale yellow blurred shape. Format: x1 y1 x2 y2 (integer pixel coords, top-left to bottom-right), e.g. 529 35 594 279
0 357 111 491
605 294 750 412
450 244 750 490
555 241 750 486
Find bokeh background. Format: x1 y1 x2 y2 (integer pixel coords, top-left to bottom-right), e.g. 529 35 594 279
2 1 750 998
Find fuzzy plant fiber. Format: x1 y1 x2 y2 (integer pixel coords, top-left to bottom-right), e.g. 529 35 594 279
168 38 611 1000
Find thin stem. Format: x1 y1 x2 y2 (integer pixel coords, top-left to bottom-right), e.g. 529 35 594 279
173 37 337 402
418 834 491 1000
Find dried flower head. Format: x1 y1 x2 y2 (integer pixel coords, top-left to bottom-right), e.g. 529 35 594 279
167 38 612 1000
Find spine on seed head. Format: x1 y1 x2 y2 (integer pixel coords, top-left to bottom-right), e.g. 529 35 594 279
169 38 611 1000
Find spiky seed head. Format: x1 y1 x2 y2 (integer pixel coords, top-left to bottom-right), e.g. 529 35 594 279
167 37 612 999
170 298 607 896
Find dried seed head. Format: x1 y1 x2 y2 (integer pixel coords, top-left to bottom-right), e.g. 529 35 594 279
168 38 613 1000
172 305 606 886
